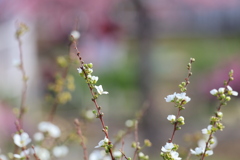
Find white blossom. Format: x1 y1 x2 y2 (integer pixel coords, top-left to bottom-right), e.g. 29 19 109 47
14 149 30 159
52 145 69 157
178 116 184 122
227 86 238 96
198 135 217 149
113 151 122 158
176 92 191 103
85 110 95 119
77 67 83 73
14 152 26 159
161 142 174 152
216 111 223 117
202 125 212 135
218 87 225 93
190 147 203 155
170 151 182 160
164 92 176 102
125 120 134 128
89 150 111 160
167 115 176 122
88 75 99 82
70 30 81 40
95 137 109 148
13 132 31 148
0 155 8 160
38 121 61 138
91 76 99 82
206 150 213 156
88 68 93 74
138 152 144 158
34 146 50 160
33 132 44 141
95 85 109 95
210 89 218 95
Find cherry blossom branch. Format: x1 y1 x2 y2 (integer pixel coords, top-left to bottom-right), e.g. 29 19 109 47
15 23 29 127
74 119 88 160
161 58 195 160
31 146 40 160
168 58 195 143
200 71 237 160
71 37 115 160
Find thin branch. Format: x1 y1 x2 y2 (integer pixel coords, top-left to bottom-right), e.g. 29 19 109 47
72 39 115 160
16 35 28 127
74 119 88 160
133 121 139 160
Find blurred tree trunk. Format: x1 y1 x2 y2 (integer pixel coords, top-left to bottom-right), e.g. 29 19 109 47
132 0 163 156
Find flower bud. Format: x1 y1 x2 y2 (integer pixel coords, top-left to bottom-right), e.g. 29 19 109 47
190 58 195 62
225 96 231 101
216 111 223 118
131 142 137 148
220 94 226 99
88 63 93 68
144 139 152 147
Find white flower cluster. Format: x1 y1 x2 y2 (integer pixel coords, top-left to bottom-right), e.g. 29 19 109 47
13 132 31 148
138 152 149 160
36 121 61 139
12 122 69 160
190 125 217 157
89 150 122 160
165 92 191 104
190 147 213 157
77 63 108 96
33 121 68 159
201 125 212 135
13 132 32 159
161 142 181 160
210 86 238 96
95 137 109 148
167 115 185 125
89 150 111 160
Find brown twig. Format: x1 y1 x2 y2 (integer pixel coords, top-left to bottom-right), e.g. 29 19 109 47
72 39 115 160
16 35 28 128
31 146 41 160
133 121 139 160
74 119 88 160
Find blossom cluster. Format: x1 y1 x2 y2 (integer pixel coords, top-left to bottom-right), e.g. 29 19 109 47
165 92 191 106
11 121 69 160
190 126 216 157
190 82 238 158
160 142 181 160
89 150 122 160
77 64 108 97
89 137 122 160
